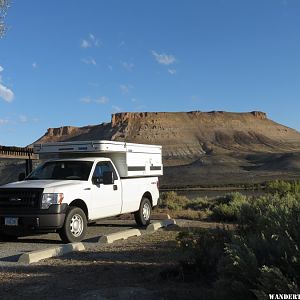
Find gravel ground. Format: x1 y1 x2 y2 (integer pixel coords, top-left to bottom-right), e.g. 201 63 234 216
0 219 145 267
0 219 210 300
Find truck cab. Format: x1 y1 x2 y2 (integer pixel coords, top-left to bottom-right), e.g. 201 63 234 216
0 141 162 243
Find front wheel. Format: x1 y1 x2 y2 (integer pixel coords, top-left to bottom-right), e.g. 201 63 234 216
59 206 87 243
134 197 152 226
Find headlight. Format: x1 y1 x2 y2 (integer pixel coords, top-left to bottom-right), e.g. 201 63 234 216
41 193 64 209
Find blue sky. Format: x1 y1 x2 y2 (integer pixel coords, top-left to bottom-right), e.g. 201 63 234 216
0 0 299 146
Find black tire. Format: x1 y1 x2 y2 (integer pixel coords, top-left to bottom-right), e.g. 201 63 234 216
134 197 152 226
59 206 87 243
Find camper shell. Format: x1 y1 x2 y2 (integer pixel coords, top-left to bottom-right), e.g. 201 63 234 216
34 140 163 177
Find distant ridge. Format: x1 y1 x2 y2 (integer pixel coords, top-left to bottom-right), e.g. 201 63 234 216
2 110 292 187
34 111 300 165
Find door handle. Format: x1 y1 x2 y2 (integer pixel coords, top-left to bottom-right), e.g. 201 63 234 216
113 185 118 191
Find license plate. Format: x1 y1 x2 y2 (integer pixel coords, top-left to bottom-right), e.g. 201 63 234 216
5 217 18 226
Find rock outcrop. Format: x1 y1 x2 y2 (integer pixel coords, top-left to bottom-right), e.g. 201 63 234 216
34 111 300 165
1 110 299 187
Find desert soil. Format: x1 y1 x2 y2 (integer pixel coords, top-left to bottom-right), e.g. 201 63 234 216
0 220 212 300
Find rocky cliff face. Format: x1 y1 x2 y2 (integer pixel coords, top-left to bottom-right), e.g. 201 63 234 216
2 110 300 187
34 111 300 165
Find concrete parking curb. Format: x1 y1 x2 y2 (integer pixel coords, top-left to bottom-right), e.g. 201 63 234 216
15 219 176 264
146 219 177 232
98 229 141 244
151 213 171 220
18 242 85 264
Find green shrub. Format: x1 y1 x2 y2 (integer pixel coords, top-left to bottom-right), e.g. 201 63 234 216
254 266 299 299
177 228 231 281
159 191 190 210
160 192 214 213
185 197 212 210
212 192 249 222
266 180 300 196
175 188 300 297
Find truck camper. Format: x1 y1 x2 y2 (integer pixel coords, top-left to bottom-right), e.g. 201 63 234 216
0 140 163 243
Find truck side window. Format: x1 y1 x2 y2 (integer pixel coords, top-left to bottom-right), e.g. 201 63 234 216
93 162 118 180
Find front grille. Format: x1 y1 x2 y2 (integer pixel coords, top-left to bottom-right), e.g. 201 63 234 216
0 188 43 209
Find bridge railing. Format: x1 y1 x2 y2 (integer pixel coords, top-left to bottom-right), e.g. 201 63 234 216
0 146 38 160
0 146 39 176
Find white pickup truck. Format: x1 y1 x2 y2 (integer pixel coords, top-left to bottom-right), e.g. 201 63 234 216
0 140 163 243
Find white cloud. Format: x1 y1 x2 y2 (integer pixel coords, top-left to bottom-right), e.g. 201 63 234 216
89 33 101 47
120 84 133 95
81 33 101 48
81 39 91 48
94 96 109 104
0 119 9 125
19 115 28 123
151 50 176 65
121 61 134 71
80 96 109 104
112 105 121 113
0 83 14 102
80 97 92 103
81 57 97 65
168 69 177 75
0 66 15 103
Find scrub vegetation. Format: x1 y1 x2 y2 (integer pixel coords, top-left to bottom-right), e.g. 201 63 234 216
159 181 300 298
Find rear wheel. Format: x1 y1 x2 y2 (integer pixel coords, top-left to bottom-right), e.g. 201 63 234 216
134 197 152 226
59 206 87 243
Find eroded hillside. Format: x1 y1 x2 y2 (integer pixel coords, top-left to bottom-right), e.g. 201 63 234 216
34 111 300 164
2 111 300 187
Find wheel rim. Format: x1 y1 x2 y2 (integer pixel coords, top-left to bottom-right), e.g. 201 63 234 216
70 214 84 237
142 202 151 220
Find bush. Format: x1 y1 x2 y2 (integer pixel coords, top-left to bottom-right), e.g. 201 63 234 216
185 197 212 210
266 180 300 196
212 192 249 222
176 187 300 298
177 228 231 282
160 192 213 213
159 191 190 210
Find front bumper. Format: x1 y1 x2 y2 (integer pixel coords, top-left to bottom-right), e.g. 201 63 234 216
0 204 68 233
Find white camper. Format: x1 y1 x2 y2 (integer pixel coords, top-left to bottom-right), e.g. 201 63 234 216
0 140 163 243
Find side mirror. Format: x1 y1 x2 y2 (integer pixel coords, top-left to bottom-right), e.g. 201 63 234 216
103 171 114 185
92 176 102 185
18 173 26 181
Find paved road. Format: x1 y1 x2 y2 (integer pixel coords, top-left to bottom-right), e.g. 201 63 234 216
0 219 145 267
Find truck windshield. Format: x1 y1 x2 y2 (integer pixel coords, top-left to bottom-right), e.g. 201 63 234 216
26 161 93 181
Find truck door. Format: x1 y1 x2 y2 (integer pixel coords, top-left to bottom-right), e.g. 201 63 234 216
91 161 122 219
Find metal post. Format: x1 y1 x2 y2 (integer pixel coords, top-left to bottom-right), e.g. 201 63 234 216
25 152 33 176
